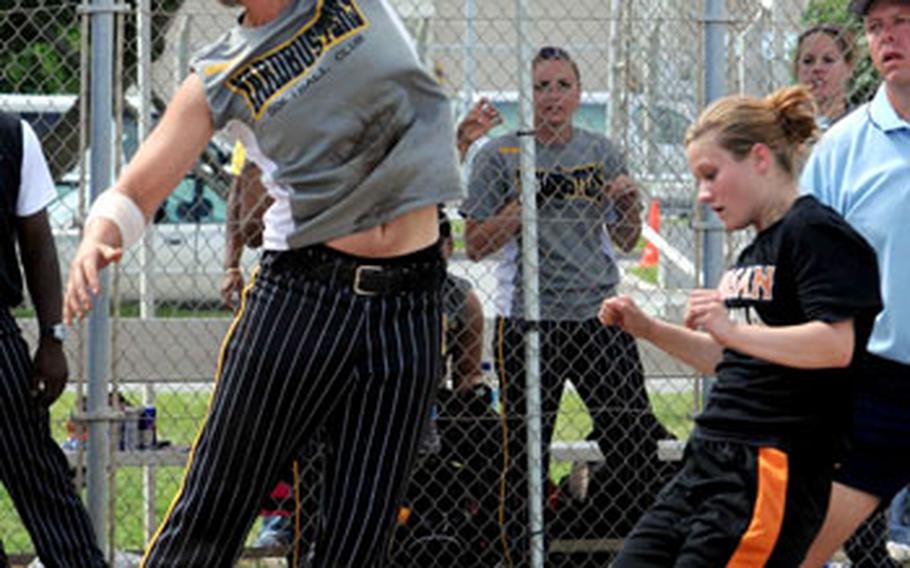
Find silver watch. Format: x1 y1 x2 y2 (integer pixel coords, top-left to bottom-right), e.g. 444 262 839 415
41 322 67 343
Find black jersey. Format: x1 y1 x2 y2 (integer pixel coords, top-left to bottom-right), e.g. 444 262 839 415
695 196 881 455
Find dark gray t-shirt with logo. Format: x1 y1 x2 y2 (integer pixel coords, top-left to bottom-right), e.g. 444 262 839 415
192 0 463 250
461 129 628 321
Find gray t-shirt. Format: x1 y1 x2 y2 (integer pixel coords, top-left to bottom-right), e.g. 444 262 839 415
192 0 463 249
461 129 629 321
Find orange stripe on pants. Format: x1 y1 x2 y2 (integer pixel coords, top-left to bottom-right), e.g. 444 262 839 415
727 447 788 568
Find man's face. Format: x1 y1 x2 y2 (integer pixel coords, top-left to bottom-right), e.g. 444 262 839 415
864 0 910 88
532 59 581 132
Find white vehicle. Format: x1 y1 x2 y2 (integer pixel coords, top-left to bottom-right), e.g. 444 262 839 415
0 92 249 306
50 168 259 306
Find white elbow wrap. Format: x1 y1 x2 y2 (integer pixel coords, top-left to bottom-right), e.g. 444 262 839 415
86 190 147 250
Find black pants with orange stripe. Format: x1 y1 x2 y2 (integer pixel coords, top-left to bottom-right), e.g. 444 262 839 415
0 315 106 567
614 436 832 567
141 246 444 567
494 317 674 563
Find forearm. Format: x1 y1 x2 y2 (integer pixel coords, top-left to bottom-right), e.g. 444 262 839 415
608 197 642 253
224 181 245 270
465 204 521 260
716 319 855 369
643 319 724 375
17 212 63 327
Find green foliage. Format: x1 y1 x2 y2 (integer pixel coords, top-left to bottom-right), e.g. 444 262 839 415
0 0 185 95
627 264 659 285
801 0 881 106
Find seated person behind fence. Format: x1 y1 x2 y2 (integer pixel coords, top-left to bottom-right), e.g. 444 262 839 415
459 45 675 562
600 85 881 566
390 209 503 565
794 23 857 130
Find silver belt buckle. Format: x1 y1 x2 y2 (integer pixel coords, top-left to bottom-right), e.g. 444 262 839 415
353 265 384 296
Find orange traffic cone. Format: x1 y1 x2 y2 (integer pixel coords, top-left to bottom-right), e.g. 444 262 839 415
638 199 660 268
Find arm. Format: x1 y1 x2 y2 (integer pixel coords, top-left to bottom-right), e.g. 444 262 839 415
65 73 215 322
605 174 642 253
221 168 247 310
464 199 521 261
17 210 68 405
687 289 855 369
456 98 502 162
599 295 723 375
450 289 485 393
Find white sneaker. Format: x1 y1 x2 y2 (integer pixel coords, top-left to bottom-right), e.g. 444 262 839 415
887 540 910 562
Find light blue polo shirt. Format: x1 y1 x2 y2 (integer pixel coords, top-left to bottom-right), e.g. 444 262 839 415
801 85 910 364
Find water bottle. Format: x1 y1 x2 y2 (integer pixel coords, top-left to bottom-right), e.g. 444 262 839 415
119 408 141 451
138 406 157 450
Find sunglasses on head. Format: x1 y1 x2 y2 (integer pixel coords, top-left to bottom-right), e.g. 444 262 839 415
537 46 571 60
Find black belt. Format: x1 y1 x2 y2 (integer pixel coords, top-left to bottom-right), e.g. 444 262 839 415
265 246 445 296
307 261 444 296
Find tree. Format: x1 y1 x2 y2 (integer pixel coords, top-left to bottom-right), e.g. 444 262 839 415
0 0 189 179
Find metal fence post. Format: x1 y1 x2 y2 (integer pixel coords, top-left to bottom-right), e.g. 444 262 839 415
86 0 116 554
699 0 727 407
515 1 543 565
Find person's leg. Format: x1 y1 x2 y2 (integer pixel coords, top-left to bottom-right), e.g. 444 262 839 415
802 355 910 568
625 440 829 568
800 482 880 568
141 266 365 567
0 332 105 567
571 322 676 537
494 318 564 565
315 287 441 566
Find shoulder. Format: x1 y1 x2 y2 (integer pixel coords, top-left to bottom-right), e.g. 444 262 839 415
785 195 845 227
573 128 612 147
783 196 870 251
190 27 238 73
812 102 871 157
573 128 623 160
0 111 19 131
475 133 520 160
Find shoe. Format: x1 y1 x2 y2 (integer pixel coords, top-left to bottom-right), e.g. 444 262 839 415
887 540 910 562
254 515 293 548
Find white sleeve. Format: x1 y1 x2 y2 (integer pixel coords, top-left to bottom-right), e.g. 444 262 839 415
16 119 57 217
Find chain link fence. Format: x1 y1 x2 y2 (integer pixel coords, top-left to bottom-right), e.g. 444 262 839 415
0 0 892 566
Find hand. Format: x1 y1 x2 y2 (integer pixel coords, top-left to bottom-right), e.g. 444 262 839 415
605 174 639 204
684 289 734 343
64 232 124 324
457 98 503 158
220 268 245 310
32 339 68 406
598 295 653 339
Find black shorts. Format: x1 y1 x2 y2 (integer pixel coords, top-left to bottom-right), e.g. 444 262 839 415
835 353 910 501
614 437 831 567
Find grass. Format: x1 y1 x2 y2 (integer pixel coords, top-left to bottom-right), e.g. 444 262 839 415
549 387 693 482
626 264 658 285
0 384 694 560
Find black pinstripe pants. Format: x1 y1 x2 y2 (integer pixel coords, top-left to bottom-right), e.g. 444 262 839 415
142 247 443 567
0 313 105 568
